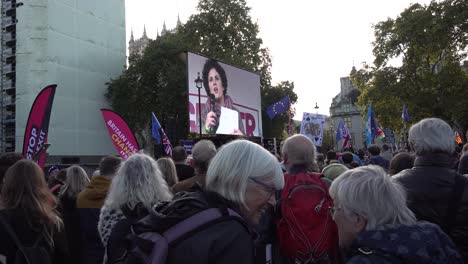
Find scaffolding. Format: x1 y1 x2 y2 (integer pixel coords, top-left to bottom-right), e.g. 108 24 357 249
1 0 21 152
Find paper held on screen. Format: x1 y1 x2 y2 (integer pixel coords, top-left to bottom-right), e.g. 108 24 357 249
216 107 239 134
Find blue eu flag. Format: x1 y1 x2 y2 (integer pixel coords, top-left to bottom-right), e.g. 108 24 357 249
266 96 290 120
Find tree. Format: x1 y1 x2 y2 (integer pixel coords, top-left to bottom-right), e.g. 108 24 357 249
106 32 188 148
352 0 468 134
261 81 298 138
106 0 297 144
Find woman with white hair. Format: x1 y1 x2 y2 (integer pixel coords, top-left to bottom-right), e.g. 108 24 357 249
394 118 468 262
59 165 90 264
330 165 463 263
98 153 173 263
132 139 284 263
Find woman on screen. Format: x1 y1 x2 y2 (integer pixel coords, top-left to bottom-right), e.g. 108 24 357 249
201 59 245 135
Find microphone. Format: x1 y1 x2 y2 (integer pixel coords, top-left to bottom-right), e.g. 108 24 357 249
209 94 216 133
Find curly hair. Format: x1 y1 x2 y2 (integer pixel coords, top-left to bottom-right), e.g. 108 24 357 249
202 59 228 97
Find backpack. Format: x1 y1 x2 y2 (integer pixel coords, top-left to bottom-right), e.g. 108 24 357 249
0 215 52 264
111 207 246 264
276 171 339 264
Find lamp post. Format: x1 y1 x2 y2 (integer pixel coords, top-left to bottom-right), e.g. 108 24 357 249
194 72 203 138
330 123 334 151
314 102 319 114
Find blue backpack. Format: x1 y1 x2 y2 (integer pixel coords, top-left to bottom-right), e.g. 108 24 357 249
111 207 244 264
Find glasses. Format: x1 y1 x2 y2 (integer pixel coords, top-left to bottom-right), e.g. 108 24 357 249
249 177 276 197
328 206 343 216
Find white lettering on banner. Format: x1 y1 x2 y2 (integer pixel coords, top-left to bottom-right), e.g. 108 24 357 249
107 119 128 143
26 127 38 159
35 130 46 153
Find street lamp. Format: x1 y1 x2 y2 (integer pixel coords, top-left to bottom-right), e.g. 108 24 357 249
330 123 334 151
314 102 319 114
194 72 203 138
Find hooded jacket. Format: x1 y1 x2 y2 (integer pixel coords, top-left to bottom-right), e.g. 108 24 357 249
76 175 111 264
345 221 463 263
394 153 468 262
131 188 254 264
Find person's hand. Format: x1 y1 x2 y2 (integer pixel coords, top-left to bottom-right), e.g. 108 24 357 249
205 111 217 131
232 129 244 136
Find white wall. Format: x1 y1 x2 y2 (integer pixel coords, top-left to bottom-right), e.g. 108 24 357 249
15 0 126 156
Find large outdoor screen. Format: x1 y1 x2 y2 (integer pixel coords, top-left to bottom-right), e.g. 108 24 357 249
187 52 262 137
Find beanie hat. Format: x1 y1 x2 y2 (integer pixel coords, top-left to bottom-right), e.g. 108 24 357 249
322 163 348 181
48 165 60 176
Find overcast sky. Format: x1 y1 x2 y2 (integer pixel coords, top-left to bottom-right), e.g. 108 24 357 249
125 0 431 120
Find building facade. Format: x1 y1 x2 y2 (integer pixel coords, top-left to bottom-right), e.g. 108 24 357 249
1 0 126 164
329 67 366 150
128 26 150 57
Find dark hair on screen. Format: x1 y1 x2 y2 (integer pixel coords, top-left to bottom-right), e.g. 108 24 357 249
202 59 228 97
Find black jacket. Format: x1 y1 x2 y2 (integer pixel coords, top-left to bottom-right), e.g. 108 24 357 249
60 194 81 264
0 209 67 263
394 153 468 262
132 189 254 264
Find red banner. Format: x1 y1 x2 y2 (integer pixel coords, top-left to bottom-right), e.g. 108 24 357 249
22 85 57 168
101 109 139 159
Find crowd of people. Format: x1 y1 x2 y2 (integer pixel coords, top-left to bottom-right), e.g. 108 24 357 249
0 117 467 263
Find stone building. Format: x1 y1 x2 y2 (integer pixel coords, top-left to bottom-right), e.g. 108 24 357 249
329 67 366 150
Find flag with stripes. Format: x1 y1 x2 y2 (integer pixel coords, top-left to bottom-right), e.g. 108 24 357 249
161 128 173 156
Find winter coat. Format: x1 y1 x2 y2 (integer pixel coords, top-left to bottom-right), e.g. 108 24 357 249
172 174 205 194
344 221 463 263
175 164 195 182
0 209 67 264
369 155 389 170
132 188 254 264
76 175 111 264
60 193 81 264
458 153 468 175
394 153 468 262
98 203 147 264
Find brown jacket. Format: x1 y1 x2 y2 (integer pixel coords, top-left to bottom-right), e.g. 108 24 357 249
172 174 206 194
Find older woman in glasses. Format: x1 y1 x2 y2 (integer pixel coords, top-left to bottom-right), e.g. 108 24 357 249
132 140 284 264
329 165 463 263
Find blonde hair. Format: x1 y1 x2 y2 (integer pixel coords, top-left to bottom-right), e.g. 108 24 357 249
60 165 89 198
157 157 178 187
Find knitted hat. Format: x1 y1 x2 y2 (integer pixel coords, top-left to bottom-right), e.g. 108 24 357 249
322 163 349 181
48 165 60 176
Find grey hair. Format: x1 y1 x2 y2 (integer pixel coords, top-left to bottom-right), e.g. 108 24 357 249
282 134 316 169
104 153 173 212
60 165 89 197
205 140 284 207
409 118 455 155
329 165 416 230
192 140 217 172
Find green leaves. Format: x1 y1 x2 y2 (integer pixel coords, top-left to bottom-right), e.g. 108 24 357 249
355 0 468 135
106 0 297 140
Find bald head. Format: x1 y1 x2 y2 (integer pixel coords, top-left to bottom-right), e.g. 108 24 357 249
192 140 217 172
282 134 316 169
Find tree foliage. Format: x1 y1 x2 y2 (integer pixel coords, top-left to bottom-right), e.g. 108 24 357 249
352 0 468 134
106 0 296 144
261 81 298 138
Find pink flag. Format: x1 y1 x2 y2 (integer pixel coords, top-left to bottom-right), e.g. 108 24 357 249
101 109 139 159
22 85 57 169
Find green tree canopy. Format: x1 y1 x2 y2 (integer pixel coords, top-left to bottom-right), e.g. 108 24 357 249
352 0 468 135
106 0 297 143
